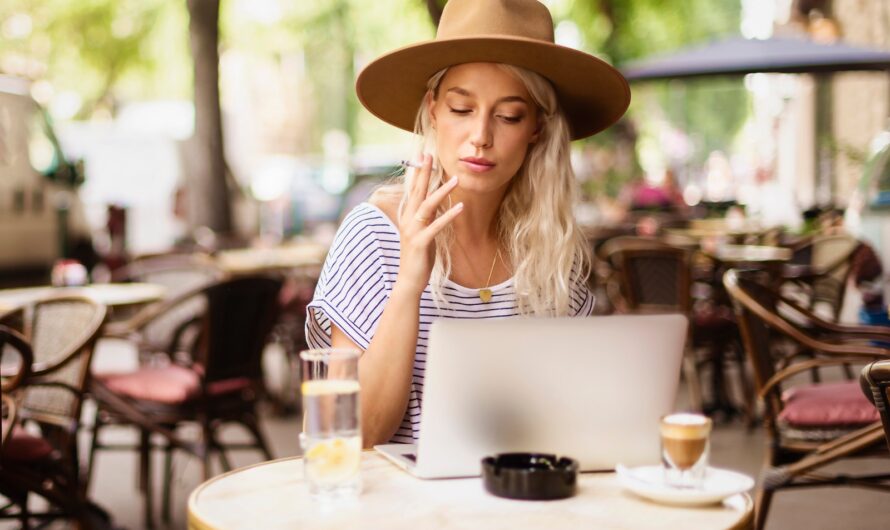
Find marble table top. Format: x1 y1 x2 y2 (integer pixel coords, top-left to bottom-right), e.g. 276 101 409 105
188 452 752 530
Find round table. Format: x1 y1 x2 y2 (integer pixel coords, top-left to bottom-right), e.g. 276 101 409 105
215 244 327 275
704 245 792 264
0 283 166 313
188 453 753 530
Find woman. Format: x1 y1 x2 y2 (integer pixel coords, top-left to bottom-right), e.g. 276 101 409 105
306 0 630 447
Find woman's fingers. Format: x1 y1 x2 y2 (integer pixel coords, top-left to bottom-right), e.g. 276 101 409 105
414 175 458 223
406 155 433 213
418 202 463 243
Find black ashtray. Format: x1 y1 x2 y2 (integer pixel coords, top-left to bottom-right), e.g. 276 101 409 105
481 453 578 500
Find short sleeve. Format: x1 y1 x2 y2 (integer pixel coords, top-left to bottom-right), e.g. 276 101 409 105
305 205 398 350
570 282 595 316
569 258 595 317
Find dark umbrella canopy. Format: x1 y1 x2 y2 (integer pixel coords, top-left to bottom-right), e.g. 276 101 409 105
621 36 890 82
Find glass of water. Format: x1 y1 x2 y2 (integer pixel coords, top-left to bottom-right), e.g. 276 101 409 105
299 348 362 499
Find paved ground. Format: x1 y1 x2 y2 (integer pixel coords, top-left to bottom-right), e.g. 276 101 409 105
4 340 889 529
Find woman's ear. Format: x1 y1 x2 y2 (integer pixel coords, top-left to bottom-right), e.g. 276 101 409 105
426 92 437 130
529 119 543 144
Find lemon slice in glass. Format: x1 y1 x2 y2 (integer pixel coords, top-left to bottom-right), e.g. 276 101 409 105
305 437 361 484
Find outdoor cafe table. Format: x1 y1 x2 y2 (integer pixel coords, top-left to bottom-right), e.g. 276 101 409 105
187 452 753 530
704 245 792 265
0 282 166 314
215 242 327 275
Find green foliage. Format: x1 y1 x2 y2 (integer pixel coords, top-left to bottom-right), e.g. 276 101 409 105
219 0 433 152
0 0 188 116
564 0 748 195
1 0 749 170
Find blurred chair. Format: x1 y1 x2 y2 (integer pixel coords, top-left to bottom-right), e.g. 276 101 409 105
725 269 890 529
604 237 752 414
1 325 32 451
861 360 890 453
104 252 223 363
785 234 861 322
0 298 113 529
265 274 317 415
597 236 675 314
88 275 283 527
784 235 863 383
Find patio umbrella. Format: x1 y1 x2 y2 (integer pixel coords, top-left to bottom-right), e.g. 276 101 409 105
621 36 890 82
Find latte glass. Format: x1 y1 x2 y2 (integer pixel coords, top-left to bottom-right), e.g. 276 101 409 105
660 413 712 489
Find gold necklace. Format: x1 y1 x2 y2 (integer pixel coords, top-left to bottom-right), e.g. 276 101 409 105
454 241 500 303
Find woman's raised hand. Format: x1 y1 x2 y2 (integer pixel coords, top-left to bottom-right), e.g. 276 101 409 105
396 154 463 296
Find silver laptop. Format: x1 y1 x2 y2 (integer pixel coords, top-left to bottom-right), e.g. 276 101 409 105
375 314 688 479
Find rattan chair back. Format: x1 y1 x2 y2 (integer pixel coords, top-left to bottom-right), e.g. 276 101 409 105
197 276 283 385
21 296 106 437
0 325 33 451
602 237 690 313
861 360 890 453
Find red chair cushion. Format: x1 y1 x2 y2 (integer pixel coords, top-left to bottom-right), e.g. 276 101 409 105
3 427 54 462
97 365 201 404
97 366 254 405
207 378 252 396
779 381 880 427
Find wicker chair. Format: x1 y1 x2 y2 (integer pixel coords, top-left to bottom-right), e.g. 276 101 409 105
861 360 890 453
0 299 112 529
724 269 890 529
604 237 754 417
785 234 861 322
88 275 283 527
1 325 32 451
104 252 223 362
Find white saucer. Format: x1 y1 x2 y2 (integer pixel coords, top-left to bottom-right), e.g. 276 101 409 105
615 464 755 507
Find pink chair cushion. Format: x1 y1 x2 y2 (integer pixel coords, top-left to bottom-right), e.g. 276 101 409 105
779 381 880 427
97 365 253 405
97 365 201 404
3 427 54 462
207 378 252 396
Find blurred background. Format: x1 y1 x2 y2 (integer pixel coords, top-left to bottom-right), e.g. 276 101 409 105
1 0 887 284
3 2 890 529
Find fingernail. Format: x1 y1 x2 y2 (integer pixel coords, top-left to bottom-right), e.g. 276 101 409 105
449 175 458 185
455 202 464 210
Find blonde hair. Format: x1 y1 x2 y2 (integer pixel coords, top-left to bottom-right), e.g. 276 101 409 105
378 64 590 316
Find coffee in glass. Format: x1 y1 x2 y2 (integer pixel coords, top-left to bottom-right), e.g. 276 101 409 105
660 413 712 489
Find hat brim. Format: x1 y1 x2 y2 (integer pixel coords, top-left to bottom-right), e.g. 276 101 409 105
355 36 631 140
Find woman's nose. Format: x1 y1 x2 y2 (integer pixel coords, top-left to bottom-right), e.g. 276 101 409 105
469 116 493 149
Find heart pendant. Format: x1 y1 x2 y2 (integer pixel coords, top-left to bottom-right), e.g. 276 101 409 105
479 289 492 303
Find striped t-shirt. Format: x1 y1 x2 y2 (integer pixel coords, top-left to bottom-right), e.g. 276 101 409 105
305 202 594 443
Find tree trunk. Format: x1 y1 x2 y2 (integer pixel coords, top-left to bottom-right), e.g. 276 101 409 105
186 0 232 235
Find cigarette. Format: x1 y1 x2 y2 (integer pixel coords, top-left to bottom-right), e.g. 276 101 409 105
400 159 438 171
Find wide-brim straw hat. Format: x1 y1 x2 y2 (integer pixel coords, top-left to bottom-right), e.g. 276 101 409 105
355 0 631 141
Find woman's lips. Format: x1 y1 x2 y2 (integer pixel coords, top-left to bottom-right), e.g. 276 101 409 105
459 158 496 173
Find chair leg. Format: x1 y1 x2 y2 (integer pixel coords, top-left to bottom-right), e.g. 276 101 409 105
201 423 214 481
682 350 704 412
84 408 104 491
732 340 758 429
216 441 233 473
244 415 274 461
842 362 855 380
161 441 174 524
139 429 154 529
17 491 30 530
754 486 774 530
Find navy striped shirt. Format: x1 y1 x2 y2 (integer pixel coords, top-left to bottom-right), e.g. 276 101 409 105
306 202 594 443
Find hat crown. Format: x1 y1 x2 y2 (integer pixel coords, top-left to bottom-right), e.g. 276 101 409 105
437 0 554 43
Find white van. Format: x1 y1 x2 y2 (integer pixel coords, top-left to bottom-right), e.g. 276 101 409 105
0 76 91 280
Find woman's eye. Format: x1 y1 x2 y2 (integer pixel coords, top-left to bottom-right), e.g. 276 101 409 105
448 107 472 115
500 115 522 123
